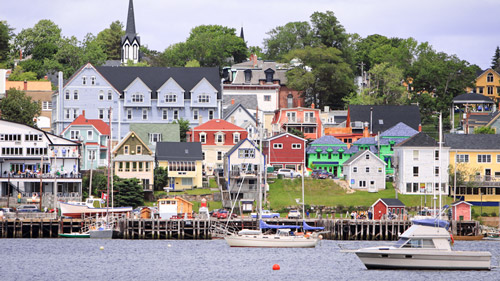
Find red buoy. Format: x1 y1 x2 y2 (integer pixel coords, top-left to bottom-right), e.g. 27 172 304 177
272 264 280 270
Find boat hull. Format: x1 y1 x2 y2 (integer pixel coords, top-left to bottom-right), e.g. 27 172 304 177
58 233 90 238
355 249 491 270
60 202 132 218
89 229 116 239
224 235 319 248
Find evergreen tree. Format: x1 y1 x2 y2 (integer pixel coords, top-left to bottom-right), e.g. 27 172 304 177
113 177 144 208
491 46 500 72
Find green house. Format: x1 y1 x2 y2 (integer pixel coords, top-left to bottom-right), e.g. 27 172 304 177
307 136 354 177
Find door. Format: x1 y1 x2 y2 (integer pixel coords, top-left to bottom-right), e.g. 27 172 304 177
485 169 491 181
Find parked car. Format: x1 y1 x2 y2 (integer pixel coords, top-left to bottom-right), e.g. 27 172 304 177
17 205 41 212
312 169 333 179
287 209 301 219
217 210 237 219
251 210 280 219
211 209 223 217
277 168 301 178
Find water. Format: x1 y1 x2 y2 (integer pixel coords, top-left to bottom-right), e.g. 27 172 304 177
1 239 499 281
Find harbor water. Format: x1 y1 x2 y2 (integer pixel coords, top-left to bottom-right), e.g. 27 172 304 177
1 239 499 281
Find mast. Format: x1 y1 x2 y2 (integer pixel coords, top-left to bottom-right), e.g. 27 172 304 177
438 112 443 221
106 107 111 225
302 139 306 220
258 123 263 224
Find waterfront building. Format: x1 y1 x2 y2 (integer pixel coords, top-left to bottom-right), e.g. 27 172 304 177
306 135 354 178
343 150 386 192
263 132 307 172
372 198 405 220
451 201 473 221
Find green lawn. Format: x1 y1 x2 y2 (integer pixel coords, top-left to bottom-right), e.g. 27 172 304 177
267 178 453 211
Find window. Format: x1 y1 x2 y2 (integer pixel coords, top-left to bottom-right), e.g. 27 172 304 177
202 152 205 160
353 167 357 173
165 94 177 103
497 155 500 163
264 95 271 101
70 130 80 140
286 112 296 122
99 109 105 119
488 86 494 95
133 45 138 60
413 166 419 177
173 110 179 120
162 109 168 120
365 154 370 160
273 143 283 149
200 133 206 144
193 109 199 120
378 167 383 173
82 76 87 85
42 101 52 111
435 166 439 176
65 90 70 100
182 178 193 186
73 90 79 100
24 134 43 141
124 145 129 155
456 154 469 163
478 87 484 94
91 76 96 85
413 150 419 161
142 109 148 120
132 93 144 103
208 110 214 120
99 91 104 100
149 133 161 144
216 133 224 144
107 90 112 100
65 109 71 119
136 145 142 155
87 130 93 140
435 150 439 160
478 154 491 163
88 150 96 161
233 133 240 143
305 112 314 122
366 167 370 173
198 94 210 103
127 109 132 120
292 143 301 149
238 148 255 158
217 151 223 161
487 73 494 82
359 181 366 187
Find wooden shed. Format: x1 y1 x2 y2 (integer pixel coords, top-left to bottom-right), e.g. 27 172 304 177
372 198 405 220
451 201 472 221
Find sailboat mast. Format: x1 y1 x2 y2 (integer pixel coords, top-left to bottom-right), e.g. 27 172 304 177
438 112 443 221
258 123 263 223
106 107 111 225
302 145 306 220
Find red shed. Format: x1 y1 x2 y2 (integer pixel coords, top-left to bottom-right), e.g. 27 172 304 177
263 132 307 172
451 201 472 221
371 198 405 220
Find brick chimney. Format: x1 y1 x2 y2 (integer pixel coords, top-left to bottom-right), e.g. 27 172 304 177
311 103 315 109
82 110 85 117
418 124 422 132
23 80 28 91
363 122 370 137
231 98 235 105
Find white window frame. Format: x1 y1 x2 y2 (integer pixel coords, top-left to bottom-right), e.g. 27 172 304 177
478 154 491 163
132 93 144 103
165 94 177 103
91 76 96 85
65 109 71 119
107 90 112 100
87 130 93 140
149 133 161 144
217 151 223 161
136 145 142 155
42 101 52 111
497 155 500 163
99 109 105 120
413 150 419 161
264 95 271 101
82 76 87 85
200 133 206 144
70 130 80 140
215 133 224 144
353 167 357 173
99 90 104 101
365 167 370 173
273 143 283 149
292 143 301 149
88 150 96 161
233 133 240 144
193 109 199 120
208 110 214 120
124 145 129 155
65 90 70 100
198 94 210 103
142 109 148 120
456 154 469 163
162 109 168 120
127 109 132 120
173 110 179 120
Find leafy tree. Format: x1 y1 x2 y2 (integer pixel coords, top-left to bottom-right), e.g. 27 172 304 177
288 127 305 139
113 177 144 208
81 33 107 65
0 21 14 63
185 59 200 67
285 46 354 109
310 11 348 51
474 126 496 134
7 65 38 81
161 42 189 67
154 166 169 191
82 169 107 198
32 42 58 61
263 21 313 60
491 46 500 72
366 62 407 104
0 88 41 126
14 19 62 56
248 46 266 59
174 118 191 142
141 46 165 66
95 21 125 60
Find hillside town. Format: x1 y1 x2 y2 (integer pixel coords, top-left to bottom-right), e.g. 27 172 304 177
0 0 499 240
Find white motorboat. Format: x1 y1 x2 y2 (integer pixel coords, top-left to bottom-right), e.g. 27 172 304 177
60 197 133 218
354 219 491 270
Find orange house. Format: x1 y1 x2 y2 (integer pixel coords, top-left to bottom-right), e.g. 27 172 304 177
451 201 472 221
271 106 322 139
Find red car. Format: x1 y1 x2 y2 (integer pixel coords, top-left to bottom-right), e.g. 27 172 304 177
216 210 237 219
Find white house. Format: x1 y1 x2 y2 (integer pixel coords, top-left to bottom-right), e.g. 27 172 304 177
343 150 386 192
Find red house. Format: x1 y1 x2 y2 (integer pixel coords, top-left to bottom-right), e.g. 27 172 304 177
371 198 405 220
187 119 248 172
451 201 472 221
271 106 323 140
263 132 307 172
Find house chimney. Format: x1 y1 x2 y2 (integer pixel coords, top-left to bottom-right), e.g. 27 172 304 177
24 80 28 91
311 103 315 109
418 124 422 132
231 115 235 124
324 106 330 113
82 110 85 117
199 115 203 125
231 98 235 105
363 122 370 138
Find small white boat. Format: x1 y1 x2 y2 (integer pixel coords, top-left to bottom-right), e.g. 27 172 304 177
60 197 133 218
354 219 491 270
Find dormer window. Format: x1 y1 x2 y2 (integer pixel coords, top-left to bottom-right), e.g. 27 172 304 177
82 76 87 85
215 133 224 144
165 94 177 103
200 133 206 144
264 68 275 83
132 93 144 103
487 73 494 83
233 133 240 143
244 69 252 83
198 94 210 103
91 76 96 85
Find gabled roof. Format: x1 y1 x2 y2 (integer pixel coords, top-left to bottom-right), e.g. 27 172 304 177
223 103 257 123
310 135 344 145
348 105 421 133
122 0 140 45
342 150 386 166
396 132 438 147
451 201 473 207
156 142 203 161
468 112 500 127
112 130 153 156
95 66 221 100
223 95 258 111
380 122 419 137
225 138 260 157
62 113 110 135
0 119 79 146
452 93 494 104
444 134 500 150
193 119 246 131
265 132 307 143
475 68 500 80
373 198 405 207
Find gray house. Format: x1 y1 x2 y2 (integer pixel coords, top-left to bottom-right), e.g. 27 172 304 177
343 150 386 192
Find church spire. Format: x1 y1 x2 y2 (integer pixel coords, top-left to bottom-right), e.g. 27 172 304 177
121 0 140 65
126 0 136 36
240 26 245 41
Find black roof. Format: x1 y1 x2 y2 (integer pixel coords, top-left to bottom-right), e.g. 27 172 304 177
452 93 494 104
348 105 421 133
444 134 500 150
122 0 139 45
396 132 438 147
95 66 221 99
155 142 203 161
379 198 405 207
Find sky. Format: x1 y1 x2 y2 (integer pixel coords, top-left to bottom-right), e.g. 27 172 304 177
1 0 499 69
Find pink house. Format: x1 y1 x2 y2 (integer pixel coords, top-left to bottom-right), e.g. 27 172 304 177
451 201 472 221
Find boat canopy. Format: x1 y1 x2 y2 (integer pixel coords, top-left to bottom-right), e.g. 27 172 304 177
303 221 324 231
412 219 449 229
259 220 301 229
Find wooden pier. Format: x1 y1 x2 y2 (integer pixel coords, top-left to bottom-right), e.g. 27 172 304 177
0 218 481 240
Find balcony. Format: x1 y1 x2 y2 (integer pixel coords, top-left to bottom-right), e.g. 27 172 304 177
465 175 500 187
282 116 317 124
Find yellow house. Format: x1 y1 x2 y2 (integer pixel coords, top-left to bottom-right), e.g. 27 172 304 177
467 68 500 105
155 142 203 190
446 134 500 203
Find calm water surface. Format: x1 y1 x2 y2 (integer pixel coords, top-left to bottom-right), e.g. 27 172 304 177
1 239 499 281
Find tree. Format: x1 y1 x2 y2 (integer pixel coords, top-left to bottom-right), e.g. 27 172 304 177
113 177 144 208
7 65 38 81
366 62 407 104
82 169 107 198
285 46 354 109
81 33 107 65
491 46 500 72
0 21 14 63
263 21 313 60
14 19 62 56
310 11 348 51
174 118 191 142
288 127 305 139
95 21 125 60
185 59 200 67
154 166 169 191
474 126 496 134
0 88 41 126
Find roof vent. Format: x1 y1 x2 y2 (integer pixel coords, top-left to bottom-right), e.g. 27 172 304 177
185 149 189 154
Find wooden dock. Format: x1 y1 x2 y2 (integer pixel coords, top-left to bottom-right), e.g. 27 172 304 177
0 218 481 240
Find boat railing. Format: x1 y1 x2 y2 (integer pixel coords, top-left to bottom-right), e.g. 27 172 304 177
4 212 57 219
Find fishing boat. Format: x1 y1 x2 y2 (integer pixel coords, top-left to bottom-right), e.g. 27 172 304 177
354 219 491 270
59 198 132 218
58 232 90 238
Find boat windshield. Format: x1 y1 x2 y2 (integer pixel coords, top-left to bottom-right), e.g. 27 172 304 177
401 239 435 248
393 237 409 248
